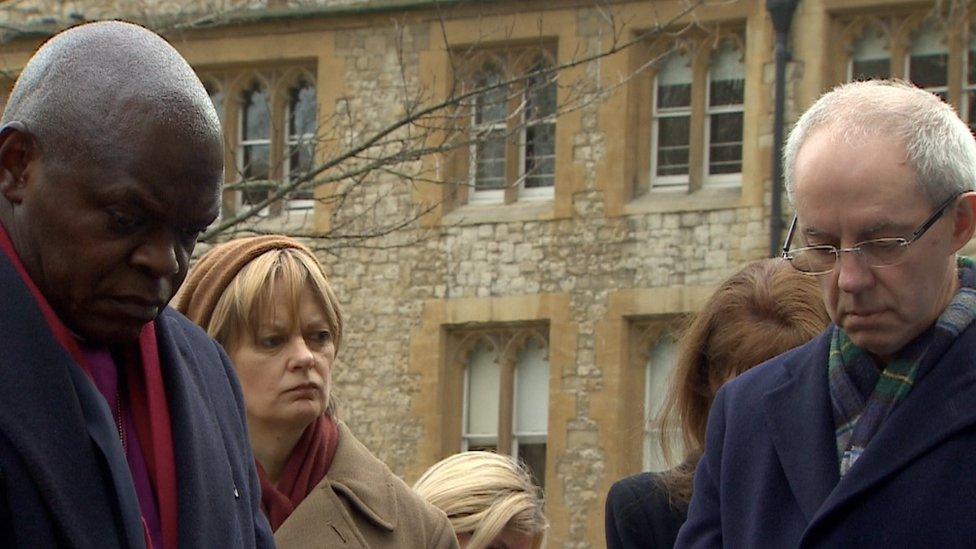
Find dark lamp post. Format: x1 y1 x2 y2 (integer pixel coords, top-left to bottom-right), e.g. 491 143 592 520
767 0 800 257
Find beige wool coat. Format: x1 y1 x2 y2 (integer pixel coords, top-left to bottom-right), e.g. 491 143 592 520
274 420 458 548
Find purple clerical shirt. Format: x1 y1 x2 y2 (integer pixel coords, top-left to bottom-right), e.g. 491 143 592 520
78 342 163 549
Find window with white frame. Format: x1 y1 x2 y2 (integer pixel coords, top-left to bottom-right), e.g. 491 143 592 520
908 20 948 102
704 41 745 185
238 81 272 208
643 31 745 195
459 331 550 489
285 78 317 208
520 57 557 198
462 340 501 453
849 24 891 81
200 67 317 216
643 332 679 472
513 338 549 488
461 46 558 205
651 49 693 189
470 61 509 203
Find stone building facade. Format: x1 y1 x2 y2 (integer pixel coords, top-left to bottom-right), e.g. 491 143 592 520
1 0 971 546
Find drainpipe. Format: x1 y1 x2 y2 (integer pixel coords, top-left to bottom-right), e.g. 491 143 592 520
766 0 800 257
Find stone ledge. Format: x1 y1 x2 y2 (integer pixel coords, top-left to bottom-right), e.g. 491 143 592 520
624 185 744 215
442 198 555 226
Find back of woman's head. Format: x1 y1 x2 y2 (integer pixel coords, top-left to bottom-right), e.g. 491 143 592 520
413 451 547 549
659 258 829 501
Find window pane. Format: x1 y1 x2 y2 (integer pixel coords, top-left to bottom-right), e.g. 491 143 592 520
851 59 890 81
709 112 743 175
466 342 500 438
517 441 547 491
475 131 507 190
527 59 557 121
208 89 224 125
242 85 270 141
644 332 678 472
656 50 693 109
656 116 690 176
524 122 555 188
970 31 976 86
969 92 976 135
909 22 948 90
515 339 548 435
241 144 270 205
475 65 508 125
288 142 315 201
242 144 269 179
851 25 890 81
709 42 745 106
289 80 316 138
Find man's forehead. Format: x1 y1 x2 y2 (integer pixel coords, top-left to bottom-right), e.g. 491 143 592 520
83 168 220 224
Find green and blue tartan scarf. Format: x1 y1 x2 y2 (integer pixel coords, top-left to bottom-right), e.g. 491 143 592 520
829 256 976 477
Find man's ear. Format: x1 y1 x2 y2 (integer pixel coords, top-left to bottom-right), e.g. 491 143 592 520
949 192 976 253
0 122 36 204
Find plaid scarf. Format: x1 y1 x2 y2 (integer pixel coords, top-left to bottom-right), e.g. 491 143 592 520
829 256 976 477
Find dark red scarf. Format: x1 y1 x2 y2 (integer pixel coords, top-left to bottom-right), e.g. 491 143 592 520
257 415 340 531
0 223 178 549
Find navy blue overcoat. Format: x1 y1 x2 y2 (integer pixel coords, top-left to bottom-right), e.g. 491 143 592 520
676 327 976 548
0 249 273 548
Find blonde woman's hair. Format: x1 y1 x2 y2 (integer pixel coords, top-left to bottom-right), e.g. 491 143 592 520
205 248 344 414
413 452 547 549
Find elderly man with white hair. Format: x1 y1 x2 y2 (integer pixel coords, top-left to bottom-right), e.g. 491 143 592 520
676 80 976 547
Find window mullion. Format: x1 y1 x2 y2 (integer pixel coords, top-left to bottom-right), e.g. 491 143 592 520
498 355 516 455
688 47 708 192
948 23 964 112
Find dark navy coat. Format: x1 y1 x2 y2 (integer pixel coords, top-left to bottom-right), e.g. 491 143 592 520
0 250 273 548
675 327 976 548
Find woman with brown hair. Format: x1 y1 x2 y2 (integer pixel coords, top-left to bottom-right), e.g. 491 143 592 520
175 235 457 548
605 258 830 549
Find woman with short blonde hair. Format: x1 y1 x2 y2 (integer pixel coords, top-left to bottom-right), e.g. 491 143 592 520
176 235 456 548
414 451 548 549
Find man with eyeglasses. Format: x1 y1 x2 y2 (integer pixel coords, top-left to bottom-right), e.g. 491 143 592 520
677 80 976 548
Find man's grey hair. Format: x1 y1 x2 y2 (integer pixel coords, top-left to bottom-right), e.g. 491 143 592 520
783 79 976 206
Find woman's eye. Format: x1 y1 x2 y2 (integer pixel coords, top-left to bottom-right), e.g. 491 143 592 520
258 336 283 349
309 330 331 344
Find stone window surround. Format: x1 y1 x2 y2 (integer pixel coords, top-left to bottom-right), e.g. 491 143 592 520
198 64 317 217
405 294 572 514
443 42 559 212
629 26 747 202
597 286 710 485
831 8 976 125
452 324 550 486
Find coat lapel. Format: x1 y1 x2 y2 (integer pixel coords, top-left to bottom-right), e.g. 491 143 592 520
154 318 241 547
811 323 976 525
274 420 397 548
0 253 124 547
763 332 840 523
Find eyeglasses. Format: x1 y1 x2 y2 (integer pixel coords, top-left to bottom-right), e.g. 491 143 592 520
781 192 961 275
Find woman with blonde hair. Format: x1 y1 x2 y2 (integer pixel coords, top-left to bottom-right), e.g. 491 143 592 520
605 258 830 548
414 451 548 549
176 235 456 548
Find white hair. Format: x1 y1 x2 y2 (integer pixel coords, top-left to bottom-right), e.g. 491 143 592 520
783 79 976 206
413 451 547 549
